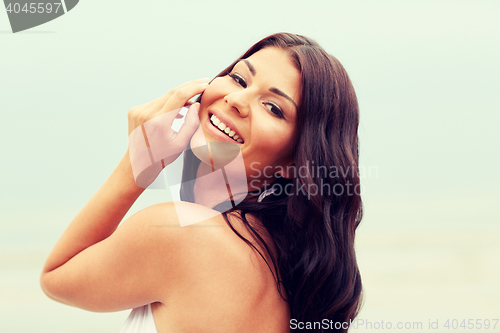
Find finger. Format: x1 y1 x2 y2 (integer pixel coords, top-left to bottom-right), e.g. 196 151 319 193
153 78 210 108
174 103 201 144
151 99 197 129
172 78 210 90
155 107 185 129
175 102 195 119
178 77 211 88
160 82 209 115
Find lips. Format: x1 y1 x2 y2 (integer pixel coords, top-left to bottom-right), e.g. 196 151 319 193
208 112 244 144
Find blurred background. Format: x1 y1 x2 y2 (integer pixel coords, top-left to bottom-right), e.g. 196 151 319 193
1 0 499 332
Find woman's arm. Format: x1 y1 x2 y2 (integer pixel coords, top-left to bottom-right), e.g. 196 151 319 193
40 79 210 310
40 150 143 277
40 199 234 312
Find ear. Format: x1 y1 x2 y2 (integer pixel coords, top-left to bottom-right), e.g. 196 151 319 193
276 162 296 180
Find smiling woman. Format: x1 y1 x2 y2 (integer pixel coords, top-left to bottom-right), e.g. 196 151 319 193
190 47 300 187
40 33 363 333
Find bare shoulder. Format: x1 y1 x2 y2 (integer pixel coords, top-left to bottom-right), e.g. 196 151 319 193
139 201 290 331
132 201 276 293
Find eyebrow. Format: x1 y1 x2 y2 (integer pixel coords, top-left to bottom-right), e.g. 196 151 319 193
242 59 256 76
240 59 298 111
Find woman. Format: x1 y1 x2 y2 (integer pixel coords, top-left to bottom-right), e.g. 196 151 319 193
40 33 363 332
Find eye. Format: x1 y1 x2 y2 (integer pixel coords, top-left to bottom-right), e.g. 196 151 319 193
265 102 285 119
228 73 247 88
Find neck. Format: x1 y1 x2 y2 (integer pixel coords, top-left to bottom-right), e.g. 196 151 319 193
193 157 256 209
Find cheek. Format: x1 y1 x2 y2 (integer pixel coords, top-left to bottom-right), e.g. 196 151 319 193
199 89 215 109
254 123 296 169
252 123 294 154
200 78 227 106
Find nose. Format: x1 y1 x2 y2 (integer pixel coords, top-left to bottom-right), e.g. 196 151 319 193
224 91 250 117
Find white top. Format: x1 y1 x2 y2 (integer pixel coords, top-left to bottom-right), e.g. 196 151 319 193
119 304 158 333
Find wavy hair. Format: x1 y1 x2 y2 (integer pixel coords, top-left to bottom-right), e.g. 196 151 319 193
180 33 363 332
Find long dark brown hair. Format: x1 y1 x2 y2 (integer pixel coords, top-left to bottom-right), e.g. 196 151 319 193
181 33 363 332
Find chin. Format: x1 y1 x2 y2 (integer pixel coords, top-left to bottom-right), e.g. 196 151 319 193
189 126 211 165
190 125 207 149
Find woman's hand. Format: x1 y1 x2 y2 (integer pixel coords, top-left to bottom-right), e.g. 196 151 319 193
128 78 209 188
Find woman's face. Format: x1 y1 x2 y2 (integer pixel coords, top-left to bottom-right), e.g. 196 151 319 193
190 47 301 187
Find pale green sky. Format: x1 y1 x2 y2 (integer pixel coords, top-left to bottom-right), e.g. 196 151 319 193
2 1 498 214
1 1 499 332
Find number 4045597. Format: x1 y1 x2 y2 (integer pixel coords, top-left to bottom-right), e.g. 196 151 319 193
5 3 62 14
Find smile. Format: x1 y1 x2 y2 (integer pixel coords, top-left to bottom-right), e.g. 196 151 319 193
209 113 244 143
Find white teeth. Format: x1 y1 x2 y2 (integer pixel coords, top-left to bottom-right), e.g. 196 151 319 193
210 114 243 143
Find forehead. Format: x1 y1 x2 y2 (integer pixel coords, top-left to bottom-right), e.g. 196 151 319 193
239 47 301 106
